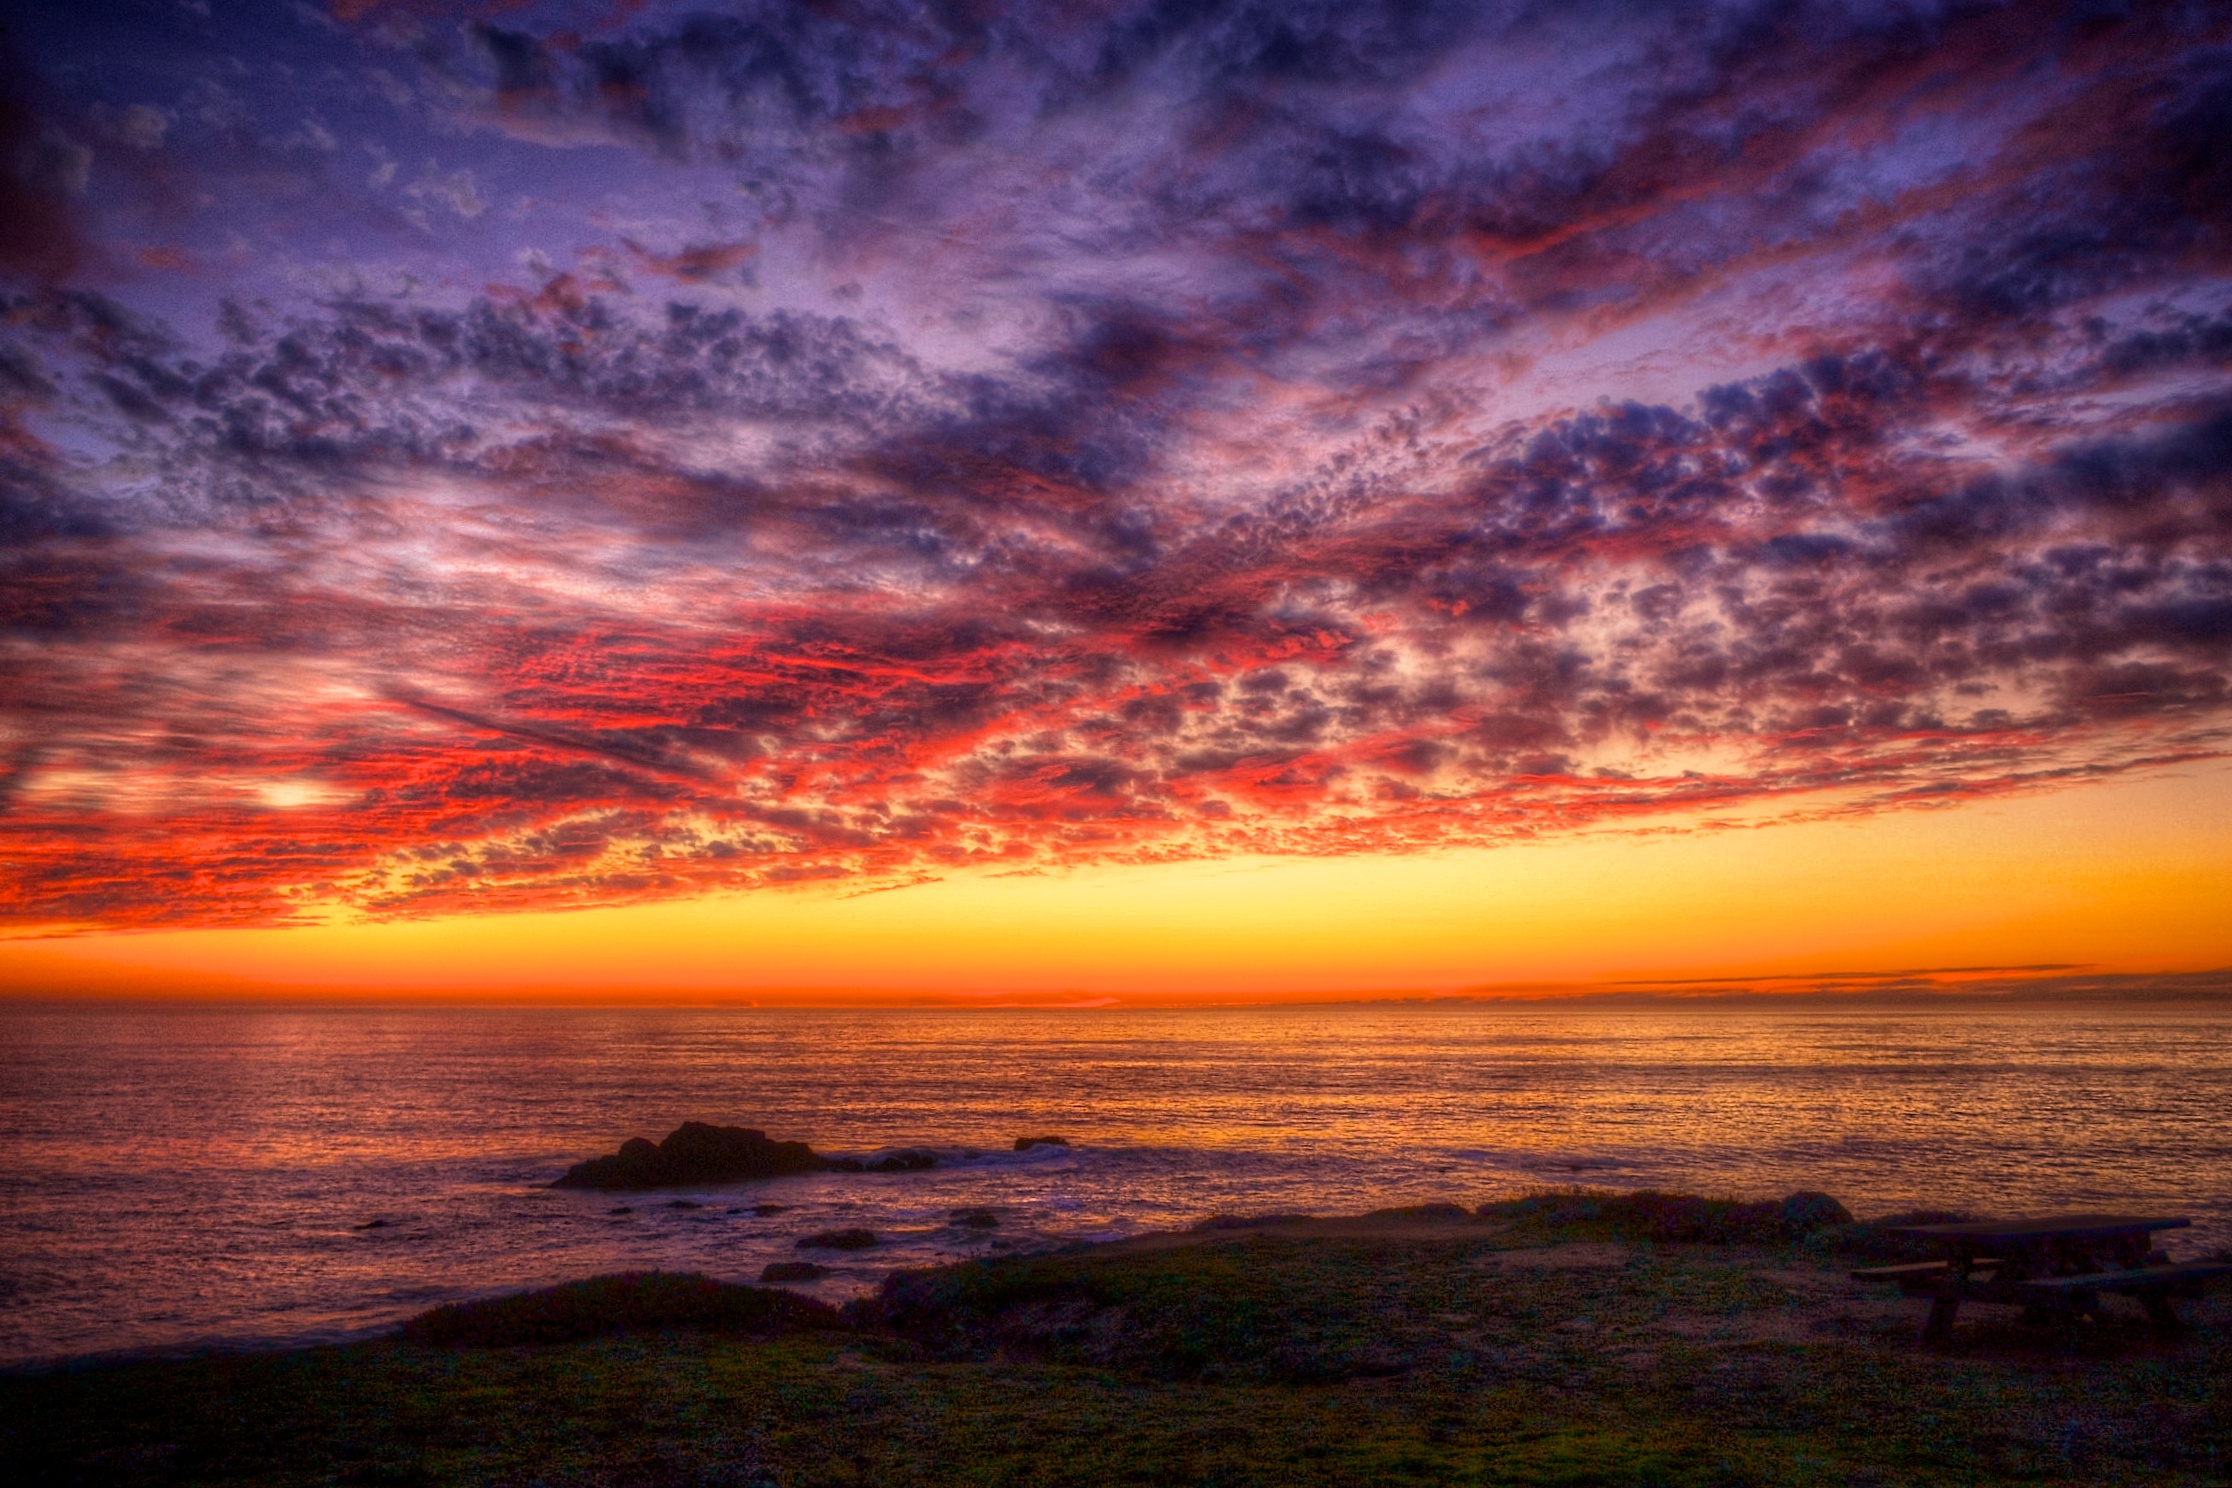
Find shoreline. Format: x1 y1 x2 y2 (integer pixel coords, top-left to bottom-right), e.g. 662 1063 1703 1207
7 1191 2228 1485
13 1185 2231 1377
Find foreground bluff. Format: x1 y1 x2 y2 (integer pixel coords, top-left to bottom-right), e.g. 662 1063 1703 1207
554 1123 828 1190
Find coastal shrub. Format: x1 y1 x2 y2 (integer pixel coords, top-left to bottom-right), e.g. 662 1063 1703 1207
1800 1209 1979 1263
1190 1212 1319 1231
1363 1202 1471 1222
1478 1189 1855 1245
399 1271 840 1347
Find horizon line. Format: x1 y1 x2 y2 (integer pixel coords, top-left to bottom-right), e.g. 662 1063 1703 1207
5 965 2229 1009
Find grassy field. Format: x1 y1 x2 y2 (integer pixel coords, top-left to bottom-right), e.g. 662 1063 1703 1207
7 1198 2226 1487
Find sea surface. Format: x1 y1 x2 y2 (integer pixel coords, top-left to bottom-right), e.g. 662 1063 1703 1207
3 1000 2229 1368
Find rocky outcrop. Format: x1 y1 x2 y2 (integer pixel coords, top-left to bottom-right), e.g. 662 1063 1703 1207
1013 1135 1070 1151
400 1272 838 1346
552 1123 828 1191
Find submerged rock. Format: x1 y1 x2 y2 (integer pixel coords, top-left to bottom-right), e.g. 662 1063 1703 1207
553 1123 828 1191
868 1148 940 1173
799 1228 879 1250
950 1208 1000 1229
1192 1212 1318 1231
760 1261 828 1282
1013 1135 1070 1151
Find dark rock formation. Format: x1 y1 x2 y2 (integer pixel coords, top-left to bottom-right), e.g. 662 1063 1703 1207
553 1123 828 1190
949 1208 1000 1229
1013 1135 1070 1151
798 1229 879 1250
760 1261 828 1283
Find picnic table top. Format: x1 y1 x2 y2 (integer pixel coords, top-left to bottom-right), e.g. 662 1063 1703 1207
1884 1214 2191 1242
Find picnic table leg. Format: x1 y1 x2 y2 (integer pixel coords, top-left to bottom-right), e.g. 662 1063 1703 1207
1923 1293 1960 1342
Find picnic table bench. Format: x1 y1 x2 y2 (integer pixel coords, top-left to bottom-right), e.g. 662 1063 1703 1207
1851 1214 2232 1341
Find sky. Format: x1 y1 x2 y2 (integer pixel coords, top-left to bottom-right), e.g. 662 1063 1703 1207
1 0 2228 998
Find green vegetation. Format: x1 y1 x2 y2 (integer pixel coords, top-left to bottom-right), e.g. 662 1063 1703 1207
8 1201 2226 1487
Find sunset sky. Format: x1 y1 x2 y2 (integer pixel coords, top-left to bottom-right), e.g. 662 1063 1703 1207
2 0 2228 998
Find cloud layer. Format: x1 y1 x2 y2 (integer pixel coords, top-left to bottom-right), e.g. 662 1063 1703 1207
2 0 2229 928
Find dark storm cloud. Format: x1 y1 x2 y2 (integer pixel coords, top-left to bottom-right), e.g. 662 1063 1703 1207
0 0 2227 926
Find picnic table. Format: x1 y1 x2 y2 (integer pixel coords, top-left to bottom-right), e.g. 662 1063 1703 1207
1853 1214 2232 1342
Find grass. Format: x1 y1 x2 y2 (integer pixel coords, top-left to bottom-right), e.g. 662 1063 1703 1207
6 1198 2226 1487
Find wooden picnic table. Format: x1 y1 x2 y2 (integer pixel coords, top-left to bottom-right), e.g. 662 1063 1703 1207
1856 1213 2232 1342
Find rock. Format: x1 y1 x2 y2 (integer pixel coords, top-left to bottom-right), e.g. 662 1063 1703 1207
352 1218 391 1230
609 1205 633 1215
401 1272 839 1347
798 1228 879 1250
950 1207 1000 1229
553 1123 828 1191
1778 1191 1854 1234
1013 1135 1070 1151
759 1261 827 1282
866 1147 939 1173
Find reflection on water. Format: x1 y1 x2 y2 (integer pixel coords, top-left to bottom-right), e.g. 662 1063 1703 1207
2 1001 2227 1365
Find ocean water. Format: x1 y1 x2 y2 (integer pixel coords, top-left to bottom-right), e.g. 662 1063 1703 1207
2 1000 2228 1367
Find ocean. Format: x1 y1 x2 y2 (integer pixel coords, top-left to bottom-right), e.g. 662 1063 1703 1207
3 1000 2227 1368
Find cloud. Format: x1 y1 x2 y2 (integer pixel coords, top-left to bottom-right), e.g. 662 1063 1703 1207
0 0 2228 929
